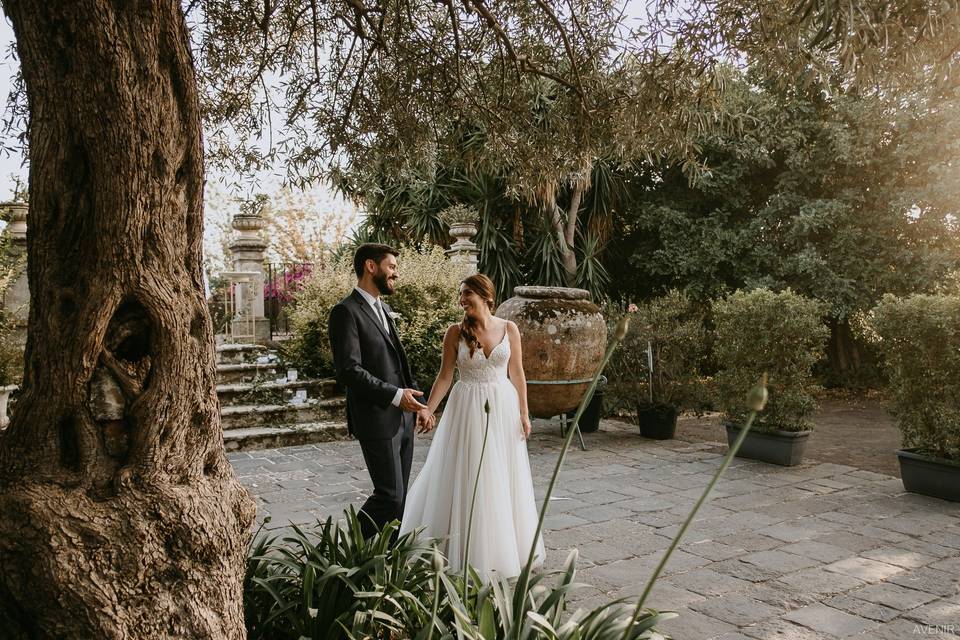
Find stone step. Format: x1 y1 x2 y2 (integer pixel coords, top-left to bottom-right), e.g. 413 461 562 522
216 343 268 365
223 421 350 452
216 362 283 384
216 379 337 406
220 398 346 431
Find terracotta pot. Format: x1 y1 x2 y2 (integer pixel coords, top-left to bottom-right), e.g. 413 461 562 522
496 286 606 418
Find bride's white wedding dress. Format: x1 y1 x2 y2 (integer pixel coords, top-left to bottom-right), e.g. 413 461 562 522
400 332 546 580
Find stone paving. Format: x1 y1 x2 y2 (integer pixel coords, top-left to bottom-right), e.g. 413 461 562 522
229 419 960 639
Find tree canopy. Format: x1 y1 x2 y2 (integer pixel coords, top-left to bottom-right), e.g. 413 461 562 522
612 66 960 319
194 0 960 197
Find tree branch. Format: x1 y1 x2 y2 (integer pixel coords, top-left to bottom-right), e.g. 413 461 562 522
442 0 465 91
342 0 390 52
464 0 524 80
532 0 586 101
309 0 322 83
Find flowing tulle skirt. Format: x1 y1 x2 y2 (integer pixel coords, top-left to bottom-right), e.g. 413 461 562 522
400 377 546 581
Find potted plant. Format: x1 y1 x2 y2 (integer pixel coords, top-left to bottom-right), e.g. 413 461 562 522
605 291 706 439
871 293 960 502
564 375 606 433
713 288 828 465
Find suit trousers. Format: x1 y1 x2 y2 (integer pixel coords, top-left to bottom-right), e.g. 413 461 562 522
356 417 414 538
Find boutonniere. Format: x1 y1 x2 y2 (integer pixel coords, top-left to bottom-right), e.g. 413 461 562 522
387 311 401 321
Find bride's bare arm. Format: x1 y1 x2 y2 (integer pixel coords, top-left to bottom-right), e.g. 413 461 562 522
426 324 461 416
506 321 533 438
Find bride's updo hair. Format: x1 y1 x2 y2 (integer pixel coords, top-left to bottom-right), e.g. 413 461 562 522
460 273 497 358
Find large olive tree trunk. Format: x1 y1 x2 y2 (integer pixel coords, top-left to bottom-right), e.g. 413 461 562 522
0 1 256 637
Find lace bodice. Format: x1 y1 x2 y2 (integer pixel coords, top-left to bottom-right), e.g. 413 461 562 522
457 332 511 384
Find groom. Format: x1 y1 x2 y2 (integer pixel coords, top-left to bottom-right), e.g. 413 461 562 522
328 243 434 538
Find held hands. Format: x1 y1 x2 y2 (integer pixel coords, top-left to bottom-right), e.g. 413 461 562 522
399 388 428 412
416 407 436 434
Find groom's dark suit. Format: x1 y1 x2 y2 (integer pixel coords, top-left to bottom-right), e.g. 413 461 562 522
328 289 417 537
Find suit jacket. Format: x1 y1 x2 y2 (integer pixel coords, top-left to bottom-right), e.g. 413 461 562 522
328 289 416 440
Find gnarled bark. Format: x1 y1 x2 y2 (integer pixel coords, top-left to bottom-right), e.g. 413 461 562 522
0 1 256 637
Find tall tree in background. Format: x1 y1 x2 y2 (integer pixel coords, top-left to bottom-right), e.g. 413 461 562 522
610 67 960 380
339 148 626 300
0 0 957 636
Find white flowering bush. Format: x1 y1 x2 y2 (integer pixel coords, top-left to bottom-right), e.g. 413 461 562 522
286 245 464 387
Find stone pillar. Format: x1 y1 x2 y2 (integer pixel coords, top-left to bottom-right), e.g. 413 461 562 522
229 209 271 343
445 221 480 275
1 202 29 336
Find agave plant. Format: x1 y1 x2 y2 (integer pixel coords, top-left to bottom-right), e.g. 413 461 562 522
426 549 676 640
244 507 443 639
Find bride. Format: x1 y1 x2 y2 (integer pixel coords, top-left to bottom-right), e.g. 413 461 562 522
400 273 546 580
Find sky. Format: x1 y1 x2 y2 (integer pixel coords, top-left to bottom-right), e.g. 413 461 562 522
0 18 22 200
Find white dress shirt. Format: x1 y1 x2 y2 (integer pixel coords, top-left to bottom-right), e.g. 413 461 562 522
355 286 404 408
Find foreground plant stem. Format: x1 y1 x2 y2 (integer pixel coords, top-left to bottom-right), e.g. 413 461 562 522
462 400 492 590
620 376 768 640
512 316 630 638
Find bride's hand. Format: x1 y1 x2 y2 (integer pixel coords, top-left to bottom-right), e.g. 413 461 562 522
520 415 532 439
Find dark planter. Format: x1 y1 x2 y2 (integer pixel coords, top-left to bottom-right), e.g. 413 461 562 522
564 376 606 433
637 403 678 440
897 449 960 502
725 423 812 466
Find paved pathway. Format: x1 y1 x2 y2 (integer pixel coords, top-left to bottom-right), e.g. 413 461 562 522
229 419 960 639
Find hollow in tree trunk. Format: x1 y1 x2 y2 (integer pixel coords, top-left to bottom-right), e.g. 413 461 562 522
0 1 256 637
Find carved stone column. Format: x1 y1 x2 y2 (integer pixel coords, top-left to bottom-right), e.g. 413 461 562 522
1 202 29 335
445 221 480 275
228 209 270 343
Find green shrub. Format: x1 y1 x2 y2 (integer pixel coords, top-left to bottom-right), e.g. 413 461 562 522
604 291 707 415
870 294 960 460
285 245 463 387
712 288 828 432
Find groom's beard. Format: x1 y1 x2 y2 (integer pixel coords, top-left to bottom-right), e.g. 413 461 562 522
374 270 394 296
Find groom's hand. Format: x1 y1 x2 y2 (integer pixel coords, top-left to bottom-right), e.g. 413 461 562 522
399 388 427 412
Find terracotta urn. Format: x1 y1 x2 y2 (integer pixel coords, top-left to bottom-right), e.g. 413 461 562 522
496 286 606 418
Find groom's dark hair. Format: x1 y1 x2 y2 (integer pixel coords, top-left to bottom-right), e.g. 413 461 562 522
353 243 400 278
